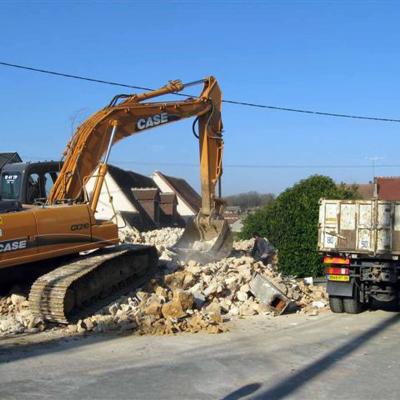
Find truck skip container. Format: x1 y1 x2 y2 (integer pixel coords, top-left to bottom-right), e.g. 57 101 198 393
318 198 400 313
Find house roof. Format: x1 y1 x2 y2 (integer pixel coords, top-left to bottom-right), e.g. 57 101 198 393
0 153 22 170
109 165 156 189
153 171 201 213
339 183 374 200
107 164 157 231
356 183 374 200
340 179 400 201
375 177 400 201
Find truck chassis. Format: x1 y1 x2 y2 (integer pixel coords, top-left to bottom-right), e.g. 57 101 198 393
325 256 400 313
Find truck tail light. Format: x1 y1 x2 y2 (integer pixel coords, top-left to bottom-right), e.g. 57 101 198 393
323 256 350 265
326 266 349 275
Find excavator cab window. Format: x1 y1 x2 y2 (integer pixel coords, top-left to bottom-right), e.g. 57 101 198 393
44 171 59 198
0 172 22 200
26 173 41 204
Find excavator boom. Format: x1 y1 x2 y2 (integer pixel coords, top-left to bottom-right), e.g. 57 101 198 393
49 76 232 262
49 78 221 213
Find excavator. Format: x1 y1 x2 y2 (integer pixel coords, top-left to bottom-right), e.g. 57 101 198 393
0 76 233 323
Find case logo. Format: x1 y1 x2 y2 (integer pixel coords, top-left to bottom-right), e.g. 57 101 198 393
71 223 90 231
136 112 169 130
0 239 28 253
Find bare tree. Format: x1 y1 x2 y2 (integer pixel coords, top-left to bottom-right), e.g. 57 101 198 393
225 191 275 210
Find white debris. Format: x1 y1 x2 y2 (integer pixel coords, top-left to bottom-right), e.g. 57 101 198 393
312 300 327 309
0 294 46 336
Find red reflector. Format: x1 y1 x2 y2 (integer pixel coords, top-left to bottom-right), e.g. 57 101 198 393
323 256 350 265
326 267 349 275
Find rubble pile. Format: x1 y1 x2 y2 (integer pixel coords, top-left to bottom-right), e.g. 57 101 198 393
67 252 328 336
120 227 183 251
120 227 183 270
0 229 328 337
69 284 228 336
232 239 254 252
140 228 184 250
0 293 46 335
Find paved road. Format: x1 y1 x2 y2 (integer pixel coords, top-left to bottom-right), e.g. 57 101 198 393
0 310 399 399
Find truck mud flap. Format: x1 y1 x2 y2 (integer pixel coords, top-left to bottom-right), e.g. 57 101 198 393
327 279 354 297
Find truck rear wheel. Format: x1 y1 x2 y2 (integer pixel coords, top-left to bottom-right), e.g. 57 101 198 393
329 296 344 313
343 293 363 314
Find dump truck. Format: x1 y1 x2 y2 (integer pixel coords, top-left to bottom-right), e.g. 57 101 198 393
318 198 400 313
0 76 233 323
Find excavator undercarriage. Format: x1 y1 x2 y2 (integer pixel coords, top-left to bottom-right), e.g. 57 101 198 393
29 244 158 324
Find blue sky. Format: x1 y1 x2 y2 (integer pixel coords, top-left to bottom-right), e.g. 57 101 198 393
1 1 400 195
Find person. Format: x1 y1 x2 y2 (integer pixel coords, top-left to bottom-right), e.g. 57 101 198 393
251 232 275 265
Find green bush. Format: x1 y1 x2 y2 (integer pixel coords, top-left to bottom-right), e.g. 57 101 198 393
241 175 360 277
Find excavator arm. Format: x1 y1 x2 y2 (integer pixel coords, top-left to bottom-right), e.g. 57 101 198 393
49 76 232 262
49 78 221 213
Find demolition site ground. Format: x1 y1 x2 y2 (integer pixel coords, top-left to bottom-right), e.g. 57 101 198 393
1 310 399 400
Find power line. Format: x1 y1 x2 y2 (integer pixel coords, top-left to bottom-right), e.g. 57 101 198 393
1 61 400 123
222 100 400 123
0 61 153 91
115 162 400 169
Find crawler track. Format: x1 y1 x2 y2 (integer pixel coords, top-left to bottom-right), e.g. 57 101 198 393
29 244 158 324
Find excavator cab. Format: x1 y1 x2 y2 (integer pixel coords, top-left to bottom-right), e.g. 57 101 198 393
0 161 61 205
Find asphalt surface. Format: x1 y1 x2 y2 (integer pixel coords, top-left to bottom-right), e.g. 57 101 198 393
0 310 399 399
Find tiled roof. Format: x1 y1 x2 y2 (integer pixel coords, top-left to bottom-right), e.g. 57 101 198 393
109 165 155 189
340 179 400 201
376 177 400 201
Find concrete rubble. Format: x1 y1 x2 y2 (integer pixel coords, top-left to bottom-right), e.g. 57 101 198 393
0 293 46 335
0 228 328 337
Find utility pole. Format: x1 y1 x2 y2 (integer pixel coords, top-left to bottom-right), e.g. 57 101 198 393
366 156 384 182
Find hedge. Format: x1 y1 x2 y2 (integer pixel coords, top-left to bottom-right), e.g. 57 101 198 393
241 175 359 277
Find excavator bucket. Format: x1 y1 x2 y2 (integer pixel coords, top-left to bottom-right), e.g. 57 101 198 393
172 217 233 264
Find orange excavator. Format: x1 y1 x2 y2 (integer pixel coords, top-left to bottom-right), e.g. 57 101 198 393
0 76 232 323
